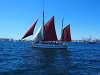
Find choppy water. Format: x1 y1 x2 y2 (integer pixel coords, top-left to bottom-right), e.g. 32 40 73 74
0 41 100 75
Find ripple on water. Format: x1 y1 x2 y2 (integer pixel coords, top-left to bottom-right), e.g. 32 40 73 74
0 41 100 75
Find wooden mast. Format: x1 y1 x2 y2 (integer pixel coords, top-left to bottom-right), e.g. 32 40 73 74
43 0 45 40
61 18 64 40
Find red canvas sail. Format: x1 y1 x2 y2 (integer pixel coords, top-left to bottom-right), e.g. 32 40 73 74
22 19 38 39
43 16 58 41
61 24 71 42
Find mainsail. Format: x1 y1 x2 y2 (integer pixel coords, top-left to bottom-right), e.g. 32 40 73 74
61 24 71 42
33 16 58 41
43 16 58 41
22 19 38 39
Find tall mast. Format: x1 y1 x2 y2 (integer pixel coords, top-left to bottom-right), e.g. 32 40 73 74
61 18 64 40
42 0 45 39
43 0 44 26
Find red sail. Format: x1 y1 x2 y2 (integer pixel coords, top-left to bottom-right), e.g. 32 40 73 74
61 24 71 42
43 16 58 41
22 19 38 39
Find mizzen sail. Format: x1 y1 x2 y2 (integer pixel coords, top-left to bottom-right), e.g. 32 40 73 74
43 16 58 41
61 24 71 42
22 19 38 39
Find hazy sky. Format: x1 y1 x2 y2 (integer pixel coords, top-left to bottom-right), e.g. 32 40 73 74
0 0 100 40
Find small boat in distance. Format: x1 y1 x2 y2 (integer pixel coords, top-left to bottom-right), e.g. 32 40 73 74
87 36 96 44
21 1 71 49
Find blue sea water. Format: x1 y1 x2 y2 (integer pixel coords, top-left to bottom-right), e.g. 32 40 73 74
0 40 100 75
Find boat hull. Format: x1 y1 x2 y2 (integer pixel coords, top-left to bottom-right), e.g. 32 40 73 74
33 43 67 49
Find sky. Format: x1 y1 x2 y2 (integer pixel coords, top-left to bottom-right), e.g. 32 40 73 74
0 0 100 40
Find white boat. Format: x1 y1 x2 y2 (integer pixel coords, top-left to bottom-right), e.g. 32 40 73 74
33 41 67 49
21 1 71 49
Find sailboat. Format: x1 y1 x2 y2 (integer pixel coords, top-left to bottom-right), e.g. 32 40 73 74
22 16 71 49
21 1 71 49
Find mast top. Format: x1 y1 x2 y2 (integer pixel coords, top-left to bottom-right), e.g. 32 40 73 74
61 18 64 40
62 18 64 25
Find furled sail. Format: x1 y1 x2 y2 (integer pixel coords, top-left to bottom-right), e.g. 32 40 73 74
43 16 58 41
33 25 44 42
61 24 71 42
22 19 38 39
